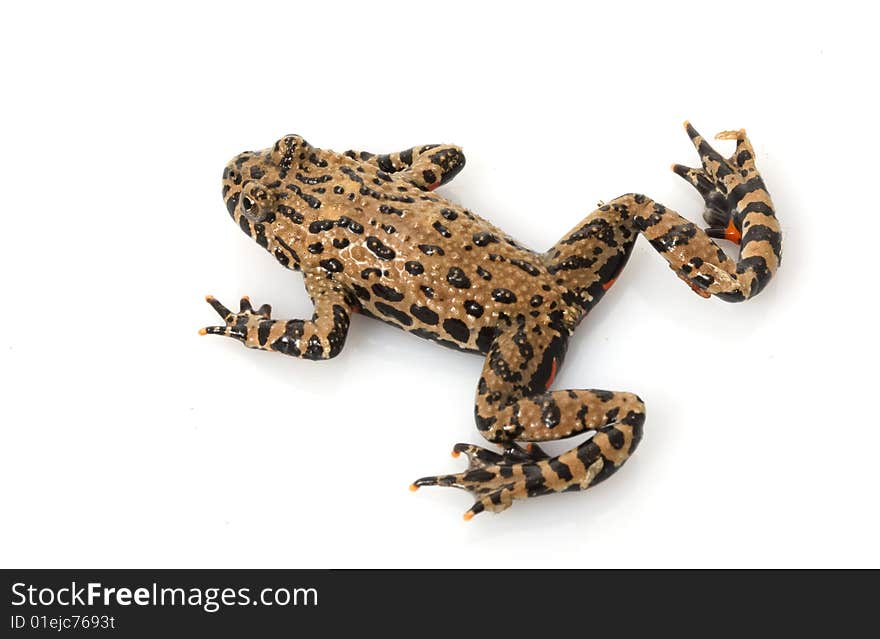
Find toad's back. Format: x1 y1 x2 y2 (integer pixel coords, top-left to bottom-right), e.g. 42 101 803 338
222 136 576 354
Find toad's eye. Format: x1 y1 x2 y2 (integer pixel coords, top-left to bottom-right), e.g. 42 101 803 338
238 184 273 223
240 194 263 222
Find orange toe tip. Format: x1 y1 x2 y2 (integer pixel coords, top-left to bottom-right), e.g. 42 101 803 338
683 119 691 128
724 220 742 244
463 512 474 522
198 327 207 336
409 484 419 492
451 450 460 458
205 295 215 302
715 128 746 140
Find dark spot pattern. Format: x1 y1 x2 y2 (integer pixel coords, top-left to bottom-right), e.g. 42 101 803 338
473 232 498 247
476 326 498 353
309 219 335 234
443 318 470 343
511 259 541 276
361 267 382 279
319 258 343 273
410 304 439 325
492 288 517 304
277 205 303 224
374 302 412 326
379 204 404 216
419 244 444 256
366 236 396 260
433 221 452 238
371 283 405 302
464 300 484 318
287 183 321 209
446 267 471 289
338 216 364 234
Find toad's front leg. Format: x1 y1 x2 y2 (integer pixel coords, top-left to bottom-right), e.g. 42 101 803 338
343 143 466 191
200 273 357 360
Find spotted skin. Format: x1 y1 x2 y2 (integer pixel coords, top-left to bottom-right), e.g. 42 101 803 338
203 123 781 519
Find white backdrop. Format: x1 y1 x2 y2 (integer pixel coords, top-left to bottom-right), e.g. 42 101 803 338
2 1 877 568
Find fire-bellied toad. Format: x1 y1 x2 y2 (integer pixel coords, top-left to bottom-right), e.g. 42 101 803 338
201 123 781 519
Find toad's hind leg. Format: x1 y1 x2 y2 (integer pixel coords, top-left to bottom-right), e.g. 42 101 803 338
412 316 646 519
344 144 465 190
545 123 781 304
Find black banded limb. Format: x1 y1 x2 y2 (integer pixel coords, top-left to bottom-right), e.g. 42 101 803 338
412 314 646 519
344 143 466 190
667 122 781 300
200 272 358 360
545 122 782 304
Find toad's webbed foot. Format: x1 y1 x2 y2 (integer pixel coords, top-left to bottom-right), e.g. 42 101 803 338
633 121 781 301
672 123 761 245
200 279 355 359
411 442 544 519
412 438 609 520
200 295 271 342
500 442 551 463
447 442 550 466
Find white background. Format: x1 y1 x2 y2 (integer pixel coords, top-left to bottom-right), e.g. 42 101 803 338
2 1 877 568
